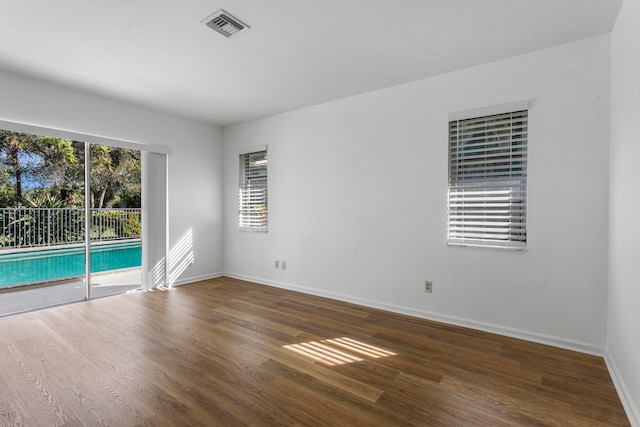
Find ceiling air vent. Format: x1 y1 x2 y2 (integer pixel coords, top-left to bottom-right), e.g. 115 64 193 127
202 10 249 38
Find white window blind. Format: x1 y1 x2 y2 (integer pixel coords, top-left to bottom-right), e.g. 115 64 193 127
239 149 268 232
142 151 168 289
448 109 528 249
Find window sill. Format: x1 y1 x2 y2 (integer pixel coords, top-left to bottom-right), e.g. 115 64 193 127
447 242 527 251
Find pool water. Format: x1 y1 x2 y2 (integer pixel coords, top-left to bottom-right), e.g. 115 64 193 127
0 241 141 287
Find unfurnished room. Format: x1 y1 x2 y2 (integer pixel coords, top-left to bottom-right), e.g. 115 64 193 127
0 1 639 426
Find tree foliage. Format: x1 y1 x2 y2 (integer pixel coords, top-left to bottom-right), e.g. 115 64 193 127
0 130 140 209
0 130 77 204
89 145 141 208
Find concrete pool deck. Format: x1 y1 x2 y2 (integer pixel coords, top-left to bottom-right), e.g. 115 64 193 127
0 268 142 317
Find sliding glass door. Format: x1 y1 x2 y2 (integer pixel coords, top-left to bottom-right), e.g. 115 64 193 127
0 128 149 316
88 143 142 299
0 132 87 314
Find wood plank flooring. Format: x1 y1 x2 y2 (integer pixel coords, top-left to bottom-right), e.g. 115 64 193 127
0 276 630 426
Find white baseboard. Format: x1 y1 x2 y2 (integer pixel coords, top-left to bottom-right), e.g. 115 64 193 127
222 272 605 356
605 351 640 427
172 272 224 287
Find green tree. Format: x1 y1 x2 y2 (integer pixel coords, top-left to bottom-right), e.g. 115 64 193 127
1 130 141 209
0 167 12 206
89 145 140 208
50 141 85 207
0 130 76 205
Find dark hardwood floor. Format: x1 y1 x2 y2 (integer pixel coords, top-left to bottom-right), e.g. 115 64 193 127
0 277 630 426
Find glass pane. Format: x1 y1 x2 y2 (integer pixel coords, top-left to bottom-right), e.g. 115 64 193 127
0 131 86 316
88 144 142 298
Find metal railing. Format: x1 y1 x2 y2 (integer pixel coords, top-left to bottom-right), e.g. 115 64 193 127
0 208 141 249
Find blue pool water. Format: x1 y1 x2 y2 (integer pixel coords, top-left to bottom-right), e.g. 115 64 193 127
0 241 141 287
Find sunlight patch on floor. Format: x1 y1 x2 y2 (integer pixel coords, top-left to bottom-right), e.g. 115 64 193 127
284 337 396 366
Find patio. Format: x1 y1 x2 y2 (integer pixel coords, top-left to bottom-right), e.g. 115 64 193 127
0 268 142 317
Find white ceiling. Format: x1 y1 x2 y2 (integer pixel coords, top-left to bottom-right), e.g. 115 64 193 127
0 0 622 127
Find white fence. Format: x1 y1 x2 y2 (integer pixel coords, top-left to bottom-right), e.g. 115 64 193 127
0 208 141 249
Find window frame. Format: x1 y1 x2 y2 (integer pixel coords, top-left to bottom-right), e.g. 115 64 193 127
238 146 268 233
447 102 529 250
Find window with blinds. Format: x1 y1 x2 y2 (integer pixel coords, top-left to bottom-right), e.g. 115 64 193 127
448 107 528 249
239 149 268 232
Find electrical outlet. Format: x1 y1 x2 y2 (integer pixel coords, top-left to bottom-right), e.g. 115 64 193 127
424 281 433 293
281 261 287 270
274 260 279 268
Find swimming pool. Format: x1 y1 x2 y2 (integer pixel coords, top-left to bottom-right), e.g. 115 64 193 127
0 241 141 287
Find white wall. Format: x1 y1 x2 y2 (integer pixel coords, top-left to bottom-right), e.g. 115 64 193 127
608 0 640 424
0 69 224 283
223 35 611 353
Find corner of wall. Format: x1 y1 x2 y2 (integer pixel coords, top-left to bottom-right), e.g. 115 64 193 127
605 351 640 427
